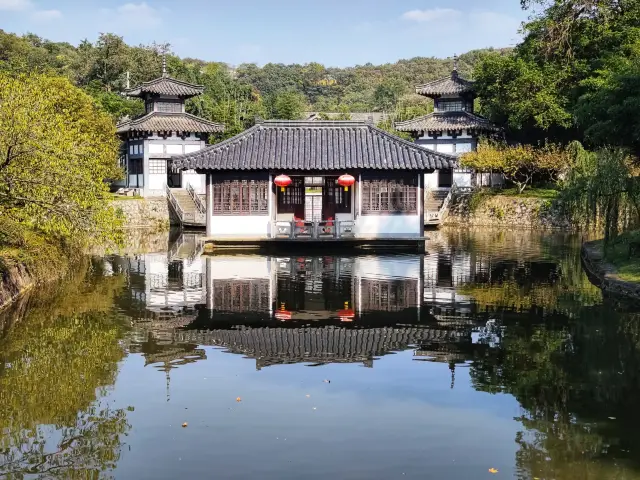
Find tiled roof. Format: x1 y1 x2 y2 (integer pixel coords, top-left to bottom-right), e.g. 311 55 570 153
173 326 467 367
171 120 457 171
125 76 204 98
116 112 224 134
394 111 498 133
416 71 475 96
304 112 391 123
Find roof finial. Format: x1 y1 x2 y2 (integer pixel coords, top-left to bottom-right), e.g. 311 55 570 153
453 54 459 73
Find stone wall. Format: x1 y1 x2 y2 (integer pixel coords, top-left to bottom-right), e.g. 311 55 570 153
581 241 640 298
112 198 178 230
443 194 574 230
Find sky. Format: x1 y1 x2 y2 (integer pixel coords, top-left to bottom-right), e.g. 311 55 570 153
0 0 528 67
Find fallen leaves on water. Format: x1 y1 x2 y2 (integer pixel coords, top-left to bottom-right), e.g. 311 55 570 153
488 468 498 474
609 416 617 420
182 422 188 428
236 397 242 402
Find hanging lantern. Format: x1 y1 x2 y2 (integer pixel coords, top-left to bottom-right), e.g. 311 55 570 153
274 174 292 192
338 174 355 192
275 302 292 321
338 301 355 322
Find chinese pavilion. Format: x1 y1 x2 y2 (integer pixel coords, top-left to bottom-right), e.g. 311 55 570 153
394 57 498 189
116 58 224 198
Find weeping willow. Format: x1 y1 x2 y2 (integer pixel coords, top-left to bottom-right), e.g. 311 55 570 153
559 144 640 246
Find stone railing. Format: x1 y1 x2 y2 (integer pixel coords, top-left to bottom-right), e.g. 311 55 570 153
165 184 184 223
186 182 206 214
273 220 357 239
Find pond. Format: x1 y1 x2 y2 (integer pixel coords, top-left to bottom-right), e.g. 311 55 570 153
2 229 640 479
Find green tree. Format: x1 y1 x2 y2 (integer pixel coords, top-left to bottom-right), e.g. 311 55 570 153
0 72 123 243
372 78 406 112
267 90 307 120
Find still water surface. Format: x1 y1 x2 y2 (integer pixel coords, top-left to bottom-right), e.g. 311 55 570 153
2 229 640 479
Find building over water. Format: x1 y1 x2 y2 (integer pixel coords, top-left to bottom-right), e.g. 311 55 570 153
115 58 224 199
394 58 499 192
171 119 457 242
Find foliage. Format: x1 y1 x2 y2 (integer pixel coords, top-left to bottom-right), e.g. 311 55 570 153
0 262 130 478
0 72 123 244
472 0 640 148
266 90 307 120
461 140 573 193
592 229 640 283
559 147 640 245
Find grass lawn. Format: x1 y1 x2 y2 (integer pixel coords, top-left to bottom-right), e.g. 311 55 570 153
110 193 142 201
595 230 640 283
491 186 560 200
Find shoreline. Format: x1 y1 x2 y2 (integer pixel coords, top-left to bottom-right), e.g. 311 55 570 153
581 240 640 299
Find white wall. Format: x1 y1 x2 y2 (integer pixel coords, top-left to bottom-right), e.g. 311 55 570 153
183 171 205 194
436 143 454 154
148 173 165 191
208 215 270 238
355 256 421 280
206 256 271 279
453 171 472 187
424 171 439 189
355 215 421 237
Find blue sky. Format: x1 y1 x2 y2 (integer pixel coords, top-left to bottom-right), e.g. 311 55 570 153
0 0 528 66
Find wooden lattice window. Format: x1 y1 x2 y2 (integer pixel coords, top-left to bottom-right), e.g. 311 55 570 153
148 159 167 174
212 179 269 215
324 177 351 214
361 175 418 214
156 101 182 113
277 177 305 214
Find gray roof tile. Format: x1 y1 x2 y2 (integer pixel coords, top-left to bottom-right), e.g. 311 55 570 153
125 76 204 98
394 111 497 133
416 71 475 96
117 112 224 134
171 120 457 171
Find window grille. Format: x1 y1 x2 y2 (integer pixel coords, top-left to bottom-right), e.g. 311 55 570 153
438 100 464 112
212 179 269 215
361 176 417 214
156 101 182 113
148 159 167 174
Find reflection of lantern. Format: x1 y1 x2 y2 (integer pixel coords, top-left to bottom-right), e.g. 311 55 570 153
338 174 355 192
274 174 292 192
275 302 292 321
338 301 355 322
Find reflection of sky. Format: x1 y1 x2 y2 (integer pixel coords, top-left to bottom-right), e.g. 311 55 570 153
110 347 520 479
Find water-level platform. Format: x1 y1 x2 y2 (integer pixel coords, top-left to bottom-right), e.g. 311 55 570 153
200 237 427 253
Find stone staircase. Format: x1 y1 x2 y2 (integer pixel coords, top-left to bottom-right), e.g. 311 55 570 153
167 187 206 227
425 189 451 225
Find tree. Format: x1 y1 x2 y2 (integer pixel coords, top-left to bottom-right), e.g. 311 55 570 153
267 90 307 120
461 140 573 193
91 33 130 92
559 146 640 246
372 78 406 112
0 72 122 243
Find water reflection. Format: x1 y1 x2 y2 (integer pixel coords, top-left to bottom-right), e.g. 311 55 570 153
4 230 640 478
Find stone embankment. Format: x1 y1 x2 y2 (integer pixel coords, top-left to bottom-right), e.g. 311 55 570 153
581 241 640 299
112 198 177 229
443 194 573 230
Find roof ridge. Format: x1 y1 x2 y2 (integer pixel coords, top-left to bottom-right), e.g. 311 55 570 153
172 124 261 160
368 124 457 160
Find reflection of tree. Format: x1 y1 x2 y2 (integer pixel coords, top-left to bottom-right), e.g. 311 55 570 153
470 306 640 479
0 261 131 478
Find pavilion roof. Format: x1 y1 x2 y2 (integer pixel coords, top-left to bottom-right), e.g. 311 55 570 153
125 76 205 98
394 111 498 133
116 112 224 134
171 120 457 172
415 70 475 97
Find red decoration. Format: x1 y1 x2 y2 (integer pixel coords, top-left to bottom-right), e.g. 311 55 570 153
338 301 355 322
274 174 292 192
338 174 355 192
275 303 292 321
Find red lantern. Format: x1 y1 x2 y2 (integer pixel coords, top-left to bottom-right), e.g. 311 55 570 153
274 174 292 192
338 301 355 322
275 303 292 321
338 174 355 192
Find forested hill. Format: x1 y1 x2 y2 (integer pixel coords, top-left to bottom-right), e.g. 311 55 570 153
0 29 507 139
